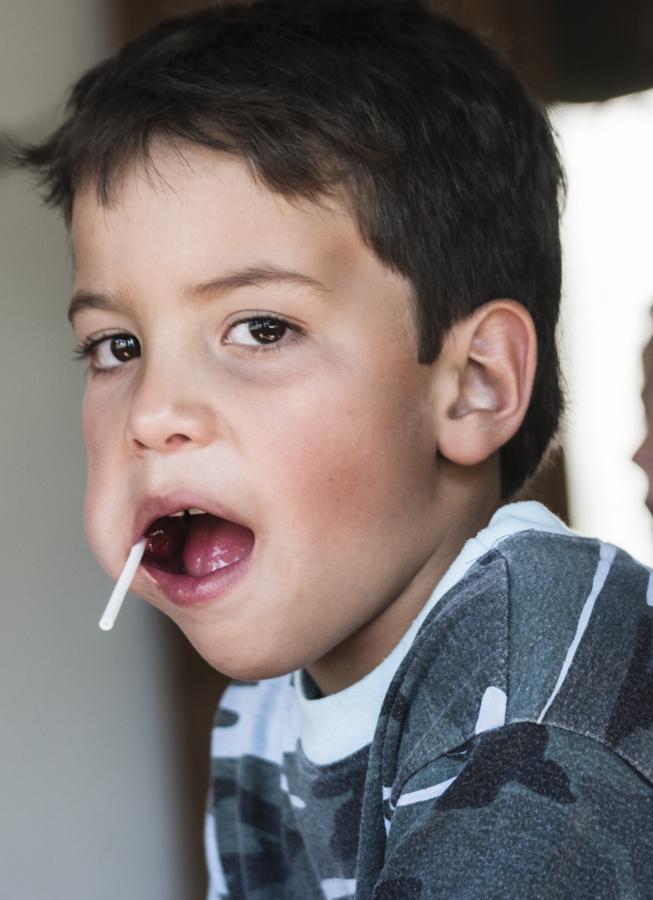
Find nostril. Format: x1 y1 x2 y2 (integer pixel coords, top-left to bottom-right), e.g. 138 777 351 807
130 431 193 455
165 433 193 448
126 386 215 452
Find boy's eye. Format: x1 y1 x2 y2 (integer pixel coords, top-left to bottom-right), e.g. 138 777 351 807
225 317 294 348
76 333 141 371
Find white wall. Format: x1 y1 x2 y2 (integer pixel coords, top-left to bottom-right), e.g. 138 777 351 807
1 3 194 897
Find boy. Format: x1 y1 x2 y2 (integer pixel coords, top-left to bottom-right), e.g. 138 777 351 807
634 315 653 516
17 1 653 897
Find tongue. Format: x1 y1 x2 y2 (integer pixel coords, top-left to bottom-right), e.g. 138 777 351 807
183 514 254 578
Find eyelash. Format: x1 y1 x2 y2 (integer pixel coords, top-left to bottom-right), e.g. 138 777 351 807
73 315 304 373
224 315 304 353
73 337 97 361
73 332 138 375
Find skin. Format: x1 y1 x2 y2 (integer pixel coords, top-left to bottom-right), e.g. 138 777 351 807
634 335 653 514
71 143 534 694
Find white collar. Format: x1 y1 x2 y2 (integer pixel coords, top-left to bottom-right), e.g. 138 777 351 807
295 501 573 765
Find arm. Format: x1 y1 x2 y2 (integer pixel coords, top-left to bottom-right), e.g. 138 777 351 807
374 723 653 900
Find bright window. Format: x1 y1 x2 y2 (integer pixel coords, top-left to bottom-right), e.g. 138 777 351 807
552 92 653 564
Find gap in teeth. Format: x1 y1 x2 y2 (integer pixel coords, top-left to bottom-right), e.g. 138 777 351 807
168 508 206 517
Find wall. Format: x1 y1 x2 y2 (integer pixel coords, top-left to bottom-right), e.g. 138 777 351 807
0 2 200 897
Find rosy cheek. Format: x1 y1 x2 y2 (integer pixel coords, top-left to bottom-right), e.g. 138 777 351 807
82 390 106 455
82 398 122 564
262 402 392 535
82 385 126 473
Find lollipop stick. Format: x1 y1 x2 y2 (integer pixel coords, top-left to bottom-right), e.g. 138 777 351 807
99 538 147 631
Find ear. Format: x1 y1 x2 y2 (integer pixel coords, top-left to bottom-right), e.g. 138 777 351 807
434 300 537 466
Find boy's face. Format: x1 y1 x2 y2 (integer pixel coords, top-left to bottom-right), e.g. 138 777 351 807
71 144 455 687
634 335 653 515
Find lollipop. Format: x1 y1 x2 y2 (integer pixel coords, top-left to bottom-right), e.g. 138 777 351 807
99 538 147 631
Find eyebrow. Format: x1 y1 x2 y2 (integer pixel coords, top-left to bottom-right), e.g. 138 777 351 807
68 263 327 324
68 290 128 324
191 264 327 300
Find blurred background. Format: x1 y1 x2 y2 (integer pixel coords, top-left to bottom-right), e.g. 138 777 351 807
2 1 653 897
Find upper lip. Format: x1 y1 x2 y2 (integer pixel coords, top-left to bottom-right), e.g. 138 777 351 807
131 490 248 549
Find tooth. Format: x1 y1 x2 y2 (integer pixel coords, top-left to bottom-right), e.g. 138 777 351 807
162 507 207 519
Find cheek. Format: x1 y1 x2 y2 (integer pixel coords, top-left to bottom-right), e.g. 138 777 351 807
82 387 107 459
254 376 433 537
81 392 125 569
83 396 113 501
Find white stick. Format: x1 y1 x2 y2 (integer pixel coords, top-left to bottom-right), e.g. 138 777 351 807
99 539 147 632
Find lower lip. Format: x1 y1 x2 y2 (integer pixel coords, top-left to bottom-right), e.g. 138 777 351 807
141 550 253 608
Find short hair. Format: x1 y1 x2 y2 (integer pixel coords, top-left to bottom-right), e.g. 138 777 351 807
16 0 564 496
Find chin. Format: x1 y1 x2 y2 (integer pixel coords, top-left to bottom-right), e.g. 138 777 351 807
184 628 305 682
202 652 299 683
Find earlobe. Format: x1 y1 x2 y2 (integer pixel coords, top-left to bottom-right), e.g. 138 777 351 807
436 300 537 467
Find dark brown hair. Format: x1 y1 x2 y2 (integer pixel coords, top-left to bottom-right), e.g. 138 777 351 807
16 0 565 495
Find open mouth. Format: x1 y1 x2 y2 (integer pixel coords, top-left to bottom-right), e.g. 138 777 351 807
143 509 255 578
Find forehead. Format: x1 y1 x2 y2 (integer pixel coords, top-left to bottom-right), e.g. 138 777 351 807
71 144 365 289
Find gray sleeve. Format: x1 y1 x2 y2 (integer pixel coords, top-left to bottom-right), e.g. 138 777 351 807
373 722 653 900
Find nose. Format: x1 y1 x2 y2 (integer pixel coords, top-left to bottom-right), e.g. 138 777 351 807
126 359 217 455
633 433 653 510
633 433 653 473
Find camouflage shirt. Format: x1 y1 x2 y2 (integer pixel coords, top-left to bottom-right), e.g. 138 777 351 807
206 505 653 899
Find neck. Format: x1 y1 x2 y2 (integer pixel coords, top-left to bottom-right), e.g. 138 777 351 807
307 464 502 696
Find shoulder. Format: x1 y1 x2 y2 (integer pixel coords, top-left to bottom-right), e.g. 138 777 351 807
377 531 653 790
378 722 653 900
503 533 653 784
